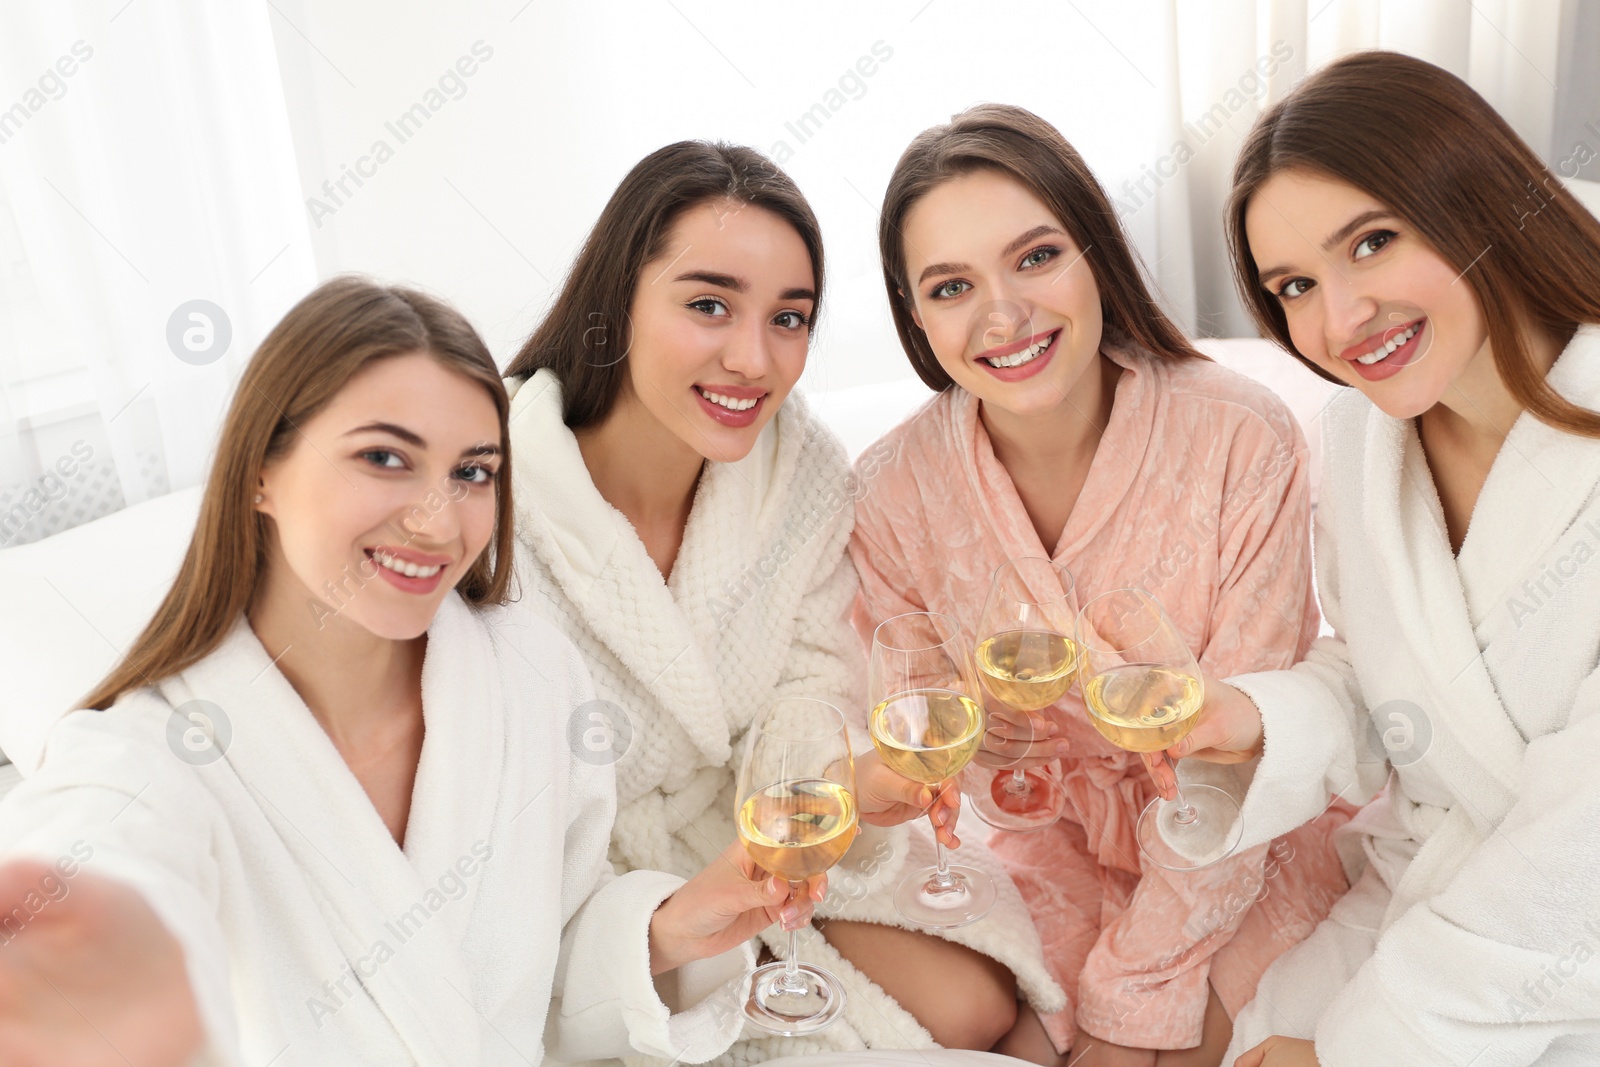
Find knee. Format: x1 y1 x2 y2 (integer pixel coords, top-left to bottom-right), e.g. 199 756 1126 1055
921 964 1019 1051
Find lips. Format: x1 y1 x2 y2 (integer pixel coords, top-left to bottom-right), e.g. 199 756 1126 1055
692 384 767 427
976 329 1060 383
1338 317 1427 383
364 546 450 595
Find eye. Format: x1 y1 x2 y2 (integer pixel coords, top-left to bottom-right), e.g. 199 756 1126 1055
1019 246 1059 270
688 296 731 317
773 310 810 330
360 449 407 470
1274 278 1314 301
454 462 495 485
1353 230 1395 260
928 279 970 301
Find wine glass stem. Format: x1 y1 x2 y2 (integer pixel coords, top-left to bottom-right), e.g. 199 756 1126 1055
781 880 803 987
1007 769 1029 794
932 796 957 888
1170 767 1198 825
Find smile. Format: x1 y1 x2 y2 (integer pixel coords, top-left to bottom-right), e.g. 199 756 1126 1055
1351 321 1422 365
694 386 760 411
367 549 443 579
981 330 1058 369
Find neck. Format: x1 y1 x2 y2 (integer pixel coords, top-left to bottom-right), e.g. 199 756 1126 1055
1421 320 1568 454
574 387 706 529
246 559 425 749
981 351 1118 474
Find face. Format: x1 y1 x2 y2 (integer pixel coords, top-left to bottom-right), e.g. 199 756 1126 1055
1245 168 1490 419
255 353 501 641
901 168 1103 417
619 198 816 463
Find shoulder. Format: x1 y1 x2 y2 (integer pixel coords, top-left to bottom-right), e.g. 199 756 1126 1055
1153 352 1308 458
475 597 595 703
850 387 961 492
773 388 851 484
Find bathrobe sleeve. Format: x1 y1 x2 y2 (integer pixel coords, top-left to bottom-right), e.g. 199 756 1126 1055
1225 437 1392 852
543 663 752 1065
0 701 244 1067
1311 666 1600 1065
1076 417 1329 1049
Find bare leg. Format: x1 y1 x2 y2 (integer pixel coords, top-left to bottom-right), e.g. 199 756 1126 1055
991 1000 1070 1066
1153 983 1232 1067
819 919 1019 1050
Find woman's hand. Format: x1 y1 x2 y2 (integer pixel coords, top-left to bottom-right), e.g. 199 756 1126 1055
0 860 203 1067
1142 675 1264 801
854 749 960 848
1234 1035 1321 1066
973 699 1069 772
648 840 829 975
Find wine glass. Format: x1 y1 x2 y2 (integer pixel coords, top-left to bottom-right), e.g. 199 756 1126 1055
734 697 858 1036
969 557 1077 832
1074 587 1243 871
868 611 996 928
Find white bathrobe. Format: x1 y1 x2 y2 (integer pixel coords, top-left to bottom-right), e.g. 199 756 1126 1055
1220 324 1600 1065
0 593 750 1066
504 370 1063 1066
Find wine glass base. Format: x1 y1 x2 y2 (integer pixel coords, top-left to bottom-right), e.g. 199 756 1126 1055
739 959 846 1036
964 766 1067 832
893 864 997 929
1136 784 1243 871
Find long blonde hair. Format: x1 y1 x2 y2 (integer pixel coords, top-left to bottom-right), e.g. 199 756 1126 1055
81 276 514 710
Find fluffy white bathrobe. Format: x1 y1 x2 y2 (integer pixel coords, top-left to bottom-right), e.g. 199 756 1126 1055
1221 324 1600 1064
505 370 1063 1066
0 593 749 1066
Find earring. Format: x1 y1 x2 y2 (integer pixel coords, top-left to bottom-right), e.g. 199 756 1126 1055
253 493 263 503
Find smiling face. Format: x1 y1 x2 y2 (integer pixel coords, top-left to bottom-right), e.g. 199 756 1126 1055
617 198 816 463
254 352 502 641
1245 168 1490 419
901 168 1103 418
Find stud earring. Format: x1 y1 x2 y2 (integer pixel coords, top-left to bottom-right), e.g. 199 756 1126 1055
253 493 263 503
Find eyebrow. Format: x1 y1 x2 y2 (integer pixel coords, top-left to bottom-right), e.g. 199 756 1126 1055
344 422 501 458
1257 210 1398 286
916 224 1064 285
673 269 815 303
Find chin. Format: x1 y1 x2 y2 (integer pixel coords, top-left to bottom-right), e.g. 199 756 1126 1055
348 602 438 642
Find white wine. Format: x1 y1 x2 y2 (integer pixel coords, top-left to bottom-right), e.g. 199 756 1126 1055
737 778 858 882
869 689 985 784
976 629 1078 711
1081 665 1203 752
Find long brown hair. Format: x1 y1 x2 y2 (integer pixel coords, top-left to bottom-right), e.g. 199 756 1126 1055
1227 50 1600 437
878 103 1203 392
505 140 824 429
82 276 515 711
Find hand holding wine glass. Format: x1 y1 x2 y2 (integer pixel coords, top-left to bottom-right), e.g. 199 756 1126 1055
852 749 962 849
1146 675 1266 799
869 611 995 928
733 697 858 1036
969 557 1078 832
1075 588 1243 870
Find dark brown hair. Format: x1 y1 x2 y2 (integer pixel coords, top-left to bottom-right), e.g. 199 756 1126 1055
82 276 514 711
505 141 824 429
1227 50 1600 437
878 103 1203 391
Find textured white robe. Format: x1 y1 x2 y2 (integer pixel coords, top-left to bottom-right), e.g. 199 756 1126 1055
1221 325 1600 1064
0 593 749 1066
504 370 1062 1066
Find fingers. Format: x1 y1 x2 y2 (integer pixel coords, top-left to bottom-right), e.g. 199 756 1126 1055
1141 751 1179 801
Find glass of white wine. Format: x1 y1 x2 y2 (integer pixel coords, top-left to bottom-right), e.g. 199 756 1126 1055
869 611 996 928
735 697 858 1035
1074 587 1243 871
969 557 1078 833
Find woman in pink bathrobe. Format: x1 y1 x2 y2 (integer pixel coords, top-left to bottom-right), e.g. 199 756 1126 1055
848 104 1355 1067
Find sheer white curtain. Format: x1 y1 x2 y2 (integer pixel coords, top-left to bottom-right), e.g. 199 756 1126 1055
0 0 315 548
1152 0 1581 337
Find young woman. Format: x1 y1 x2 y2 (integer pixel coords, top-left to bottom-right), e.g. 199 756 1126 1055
1159 51 1600 1067
500 141 1062 1060
849 105 1357 1067
0 277 815 1066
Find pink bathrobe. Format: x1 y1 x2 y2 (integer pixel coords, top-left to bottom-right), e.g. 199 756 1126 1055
849 340 1355 1053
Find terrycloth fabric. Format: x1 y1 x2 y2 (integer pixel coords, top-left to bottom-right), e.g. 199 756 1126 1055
504 369 1063 1066
0 594 749 1066
1223 323 1600 1065
849 339 1355 1053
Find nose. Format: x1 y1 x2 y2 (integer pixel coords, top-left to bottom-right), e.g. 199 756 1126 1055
395 482 463 547
1319 270 1379 351
719 317 776 380
973 277 1037 352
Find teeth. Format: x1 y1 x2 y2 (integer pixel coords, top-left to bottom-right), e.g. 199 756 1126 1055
984 334 1053 369
699 388 759 411
371 551 441 579
1356 323 1419 365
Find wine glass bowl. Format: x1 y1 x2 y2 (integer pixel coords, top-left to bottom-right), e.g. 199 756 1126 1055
1074 587 1242 871
969 558 1079 832
734 698 857 1036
